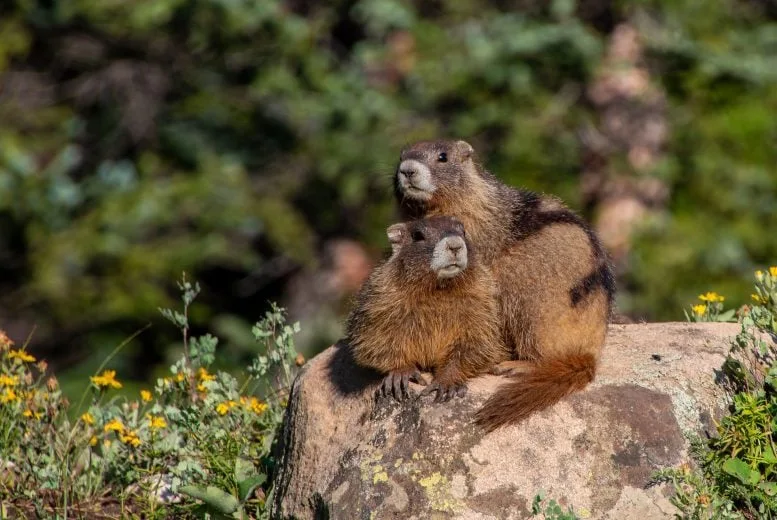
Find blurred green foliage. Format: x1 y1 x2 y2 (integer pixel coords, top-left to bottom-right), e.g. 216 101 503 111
0 0 776 379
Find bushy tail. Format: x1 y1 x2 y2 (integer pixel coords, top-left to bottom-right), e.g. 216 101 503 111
475 353 597 432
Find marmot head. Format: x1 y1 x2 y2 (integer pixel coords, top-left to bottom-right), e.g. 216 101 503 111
386 216 471 282
394 139 477 208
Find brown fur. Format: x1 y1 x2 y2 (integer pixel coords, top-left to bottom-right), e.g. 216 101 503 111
476 353 597 431
395 140 614 428
346 216 506 392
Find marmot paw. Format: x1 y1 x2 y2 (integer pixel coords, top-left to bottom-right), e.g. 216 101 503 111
420 381 467 403
378 369 426 401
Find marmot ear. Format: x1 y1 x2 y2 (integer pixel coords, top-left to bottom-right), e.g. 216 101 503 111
456 140 474 159
386 223 407 255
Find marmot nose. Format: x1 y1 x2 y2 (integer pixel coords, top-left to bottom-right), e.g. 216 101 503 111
447 242 462 254
400 168 415 178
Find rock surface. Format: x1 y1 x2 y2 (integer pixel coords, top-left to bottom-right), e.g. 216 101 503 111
270 322 744 519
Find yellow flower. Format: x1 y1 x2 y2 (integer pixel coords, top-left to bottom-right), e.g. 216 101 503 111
216 400 237 416
756 270 764 280
91 369 122 389
197 383 207 392
198 367 216 382
250 398 268 415
23 409 42 419
7 349 36 363
752 294 766 304
81 412 95 425
0 387 18 404
103 439 112 449
0 375 18 387
147 414 167 429
770 266 777 277
241 396 268 415
174 372 185 383
89 436 98 446
104 418 125 433
692 304 706 316
698 292 724 303
140 390 152 402
119 430 141 447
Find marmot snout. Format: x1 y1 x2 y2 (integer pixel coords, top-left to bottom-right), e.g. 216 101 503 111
431 235 468 278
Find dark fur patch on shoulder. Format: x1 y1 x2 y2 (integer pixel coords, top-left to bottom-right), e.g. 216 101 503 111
570 262 615 307
512 190 615 306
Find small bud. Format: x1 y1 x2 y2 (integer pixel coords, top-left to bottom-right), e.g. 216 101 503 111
295 353 306 367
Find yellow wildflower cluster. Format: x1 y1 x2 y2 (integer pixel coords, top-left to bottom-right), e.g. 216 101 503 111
147 414 167 429
104 418 125 433
197 367 216 392
119 430 141 447
698 292 725 303
22 409 42 420
91 370 122 389
216 400 238 415
240 396 268 415
102 417 141 447
7 349 36 363
691 304 706 316
140 390 152 402
771 266 777 278
0 387 18 404
0 374 19 387
81 412 95 425
216 396 269 416
752 293 767 304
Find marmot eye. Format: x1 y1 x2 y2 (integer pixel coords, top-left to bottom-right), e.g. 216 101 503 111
437 152 447 163
411 230 426 241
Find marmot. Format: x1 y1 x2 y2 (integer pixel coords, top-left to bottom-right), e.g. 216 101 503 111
395 139 614 430
346 216 506 401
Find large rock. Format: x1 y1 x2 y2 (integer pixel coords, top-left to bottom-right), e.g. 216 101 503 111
270 322 744 519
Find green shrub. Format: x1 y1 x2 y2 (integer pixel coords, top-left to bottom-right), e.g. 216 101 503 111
659 267 777 518
0 275 300 518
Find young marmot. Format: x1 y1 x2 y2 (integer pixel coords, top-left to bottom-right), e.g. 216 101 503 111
395 139 614 430
346 216 506 401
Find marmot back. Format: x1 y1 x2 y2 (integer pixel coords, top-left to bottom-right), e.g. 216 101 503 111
394 139 614 429
346 216 505 401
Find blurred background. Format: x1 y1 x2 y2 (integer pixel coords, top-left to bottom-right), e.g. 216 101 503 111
1 0 776 396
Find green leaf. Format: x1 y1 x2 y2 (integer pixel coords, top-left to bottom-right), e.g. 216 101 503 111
716 309 737 322
179 485 240 514
763 444 777 464
234 457 266 502
234 457 255 483
759 481 777 496
238 475 266 503
722 457 760 486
